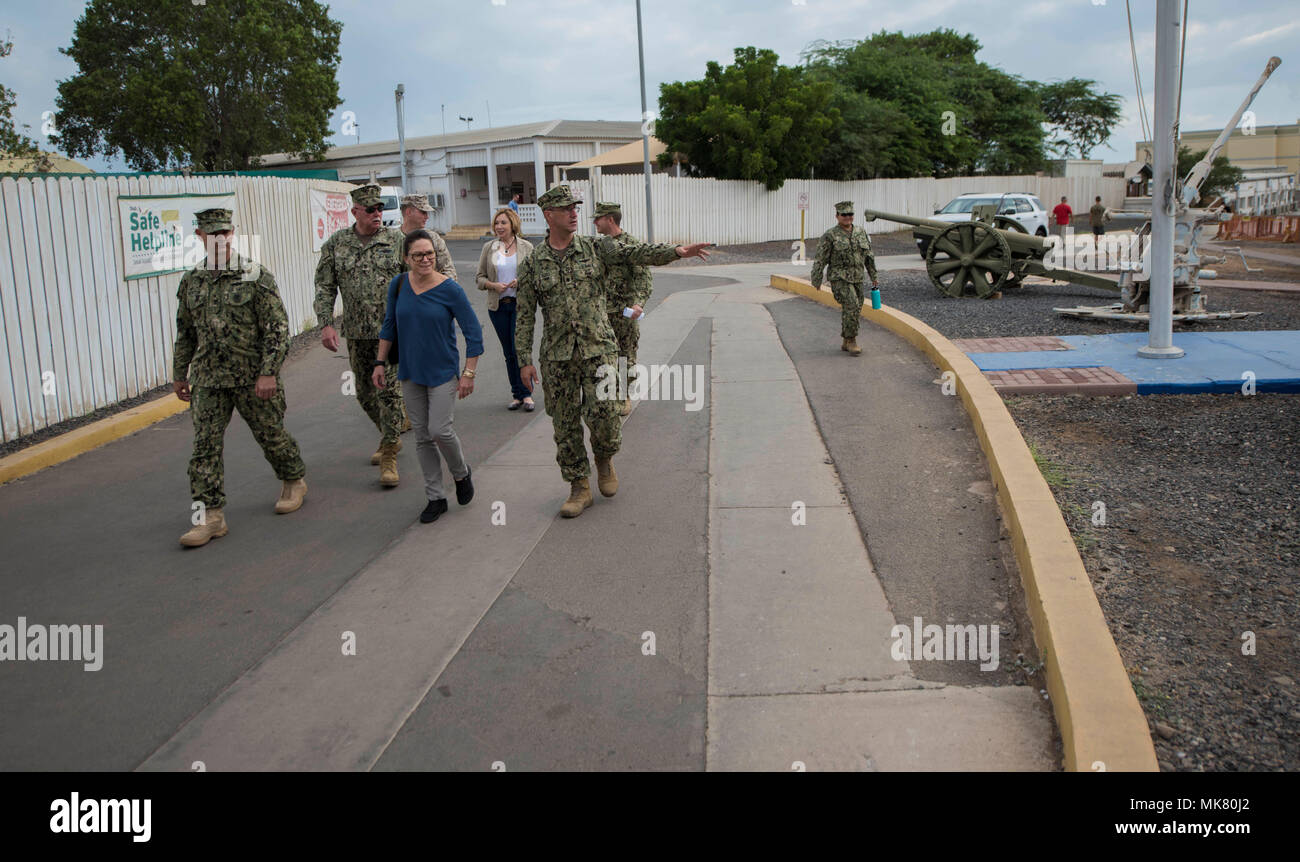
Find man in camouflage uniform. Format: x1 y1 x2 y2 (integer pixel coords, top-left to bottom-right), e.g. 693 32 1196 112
395 193 456 279
811 200 878 356
516 185 711 518
592 202 651 417
173 208 307 547
314 184 406 486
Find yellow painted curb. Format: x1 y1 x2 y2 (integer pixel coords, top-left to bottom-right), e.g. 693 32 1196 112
0 394 190 486
770 274 1159 772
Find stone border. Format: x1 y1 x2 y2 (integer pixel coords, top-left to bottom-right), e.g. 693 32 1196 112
770 273 1158 772
0 395 189 486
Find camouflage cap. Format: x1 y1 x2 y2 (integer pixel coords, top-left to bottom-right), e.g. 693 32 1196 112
592 201 622 219
834 201 854 215
400 193 434 212
350 183 383 207
196 208 233 232
537 184 582 209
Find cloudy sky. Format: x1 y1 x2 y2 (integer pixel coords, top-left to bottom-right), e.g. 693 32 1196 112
5 0 1298 171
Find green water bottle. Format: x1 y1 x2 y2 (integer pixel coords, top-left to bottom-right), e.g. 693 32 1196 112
870 285 881 310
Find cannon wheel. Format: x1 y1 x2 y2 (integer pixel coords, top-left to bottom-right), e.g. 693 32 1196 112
925 222 1011 298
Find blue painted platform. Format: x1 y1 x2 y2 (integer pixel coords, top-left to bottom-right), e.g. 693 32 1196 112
966 331 1300 394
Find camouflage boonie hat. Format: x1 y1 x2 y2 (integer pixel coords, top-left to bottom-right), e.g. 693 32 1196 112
400 193 434 212
537 184 582 209
592 201 621 219
350 183 383 207
196 208 233 232
834 201 854 215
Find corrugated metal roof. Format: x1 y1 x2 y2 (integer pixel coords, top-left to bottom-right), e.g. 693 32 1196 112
261 120 644 165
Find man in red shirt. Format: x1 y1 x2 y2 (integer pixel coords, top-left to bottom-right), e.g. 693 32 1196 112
1052 197 1073 237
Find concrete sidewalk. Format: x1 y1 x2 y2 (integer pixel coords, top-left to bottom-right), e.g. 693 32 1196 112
1 257 1056 771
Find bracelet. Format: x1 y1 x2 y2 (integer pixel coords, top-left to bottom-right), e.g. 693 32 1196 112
462 368 476 378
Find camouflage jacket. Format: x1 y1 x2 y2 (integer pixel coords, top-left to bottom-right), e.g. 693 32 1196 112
604 230 653 310
173 255 289 388
395 229 457 280
811 224 877 286
515 233 680 367
313 225 404 338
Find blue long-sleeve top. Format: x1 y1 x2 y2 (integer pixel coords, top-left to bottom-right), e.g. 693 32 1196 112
379 273 484 388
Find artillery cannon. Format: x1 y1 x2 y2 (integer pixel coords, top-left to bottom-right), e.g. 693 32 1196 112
859 207 1121 299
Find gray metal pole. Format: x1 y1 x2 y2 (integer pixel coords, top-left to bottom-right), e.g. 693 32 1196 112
636 0 654 243
396 84 407 193
1139 0 1184 359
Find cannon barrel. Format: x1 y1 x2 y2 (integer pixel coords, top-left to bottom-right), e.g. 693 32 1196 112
860 207 1053 254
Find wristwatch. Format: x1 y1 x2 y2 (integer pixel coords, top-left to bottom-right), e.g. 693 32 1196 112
372 359 386 367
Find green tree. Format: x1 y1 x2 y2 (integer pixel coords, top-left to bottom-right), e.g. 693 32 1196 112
1 36 47 171
53 0 342 171
801 30 1048 179
1038 78 1123 159
655 47 835 190
1177 145 1244 205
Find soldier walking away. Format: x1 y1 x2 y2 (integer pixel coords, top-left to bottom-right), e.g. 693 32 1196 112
592 202 651 417
515 185 711 518
396 193 457 279
173 208 307 547
315 184 407 487
810 201 878 356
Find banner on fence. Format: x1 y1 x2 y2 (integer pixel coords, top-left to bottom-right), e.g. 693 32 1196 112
310 189 353 251
118 193 236 280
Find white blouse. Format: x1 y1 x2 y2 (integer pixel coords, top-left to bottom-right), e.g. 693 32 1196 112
494 246 518 298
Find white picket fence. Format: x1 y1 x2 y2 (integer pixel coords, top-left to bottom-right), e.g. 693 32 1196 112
580 173 1126 245
0 173 353 443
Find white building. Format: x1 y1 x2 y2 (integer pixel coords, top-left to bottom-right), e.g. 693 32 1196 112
260 119 644 236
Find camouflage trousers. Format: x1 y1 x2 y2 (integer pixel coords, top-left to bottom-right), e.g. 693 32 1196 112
347 338 403 446
830 280 865 338
189 382 305 509
539 351 621 481
608 313 641 389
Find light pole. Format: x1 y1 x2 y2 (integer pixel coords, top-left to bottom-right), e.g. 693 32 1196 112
636 0 654 243
459 115 474 131
396 84 407 193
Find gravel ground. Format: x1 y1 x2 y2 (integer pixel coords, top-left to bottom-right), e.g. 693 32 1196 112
1004 393 1300 771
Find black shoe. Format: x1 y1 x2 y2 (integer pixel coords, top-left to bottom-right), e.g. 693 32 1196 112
420 498 448 523
455 467 474 505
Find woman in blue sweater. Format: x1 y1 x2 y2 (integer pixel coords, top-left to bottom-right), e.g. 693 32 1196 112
373 231 485 523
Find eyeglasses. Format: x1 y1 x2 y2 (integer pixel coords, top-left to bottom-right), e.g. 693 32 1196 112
363 204 384 214
839 212 854 217
410 251 436 261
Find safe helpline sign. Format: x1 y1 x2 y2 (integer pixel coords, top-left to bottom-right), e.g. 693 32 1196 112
117 193 236 280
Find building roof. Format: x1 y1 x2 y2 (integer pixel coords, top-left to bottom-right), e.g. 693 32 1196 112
566 137 668 169
0 152 94 173
261 119 645 165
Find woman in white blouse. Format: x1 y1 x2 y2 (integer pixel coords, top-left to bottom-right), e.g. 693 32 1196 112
476 208 536 410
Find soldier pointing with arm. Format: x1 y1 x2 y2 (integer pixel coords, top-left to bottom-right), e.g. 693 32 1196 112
592 201 652 417
174 208 307 547
514 185 712 518
810 200 878 356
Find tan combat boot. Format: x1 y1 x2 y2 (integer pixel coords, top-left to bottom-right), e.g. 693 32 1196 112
180 508 228 548
841 338 850 352
595 456 619 497
371 437 401 465
379 444 400 487
845 338 862 356
559 478 593 518
274 478 307 514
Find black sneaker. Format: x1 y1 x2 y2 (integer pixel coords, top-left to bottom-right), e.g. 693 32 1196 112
455 467 474 505
420 498 448 523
